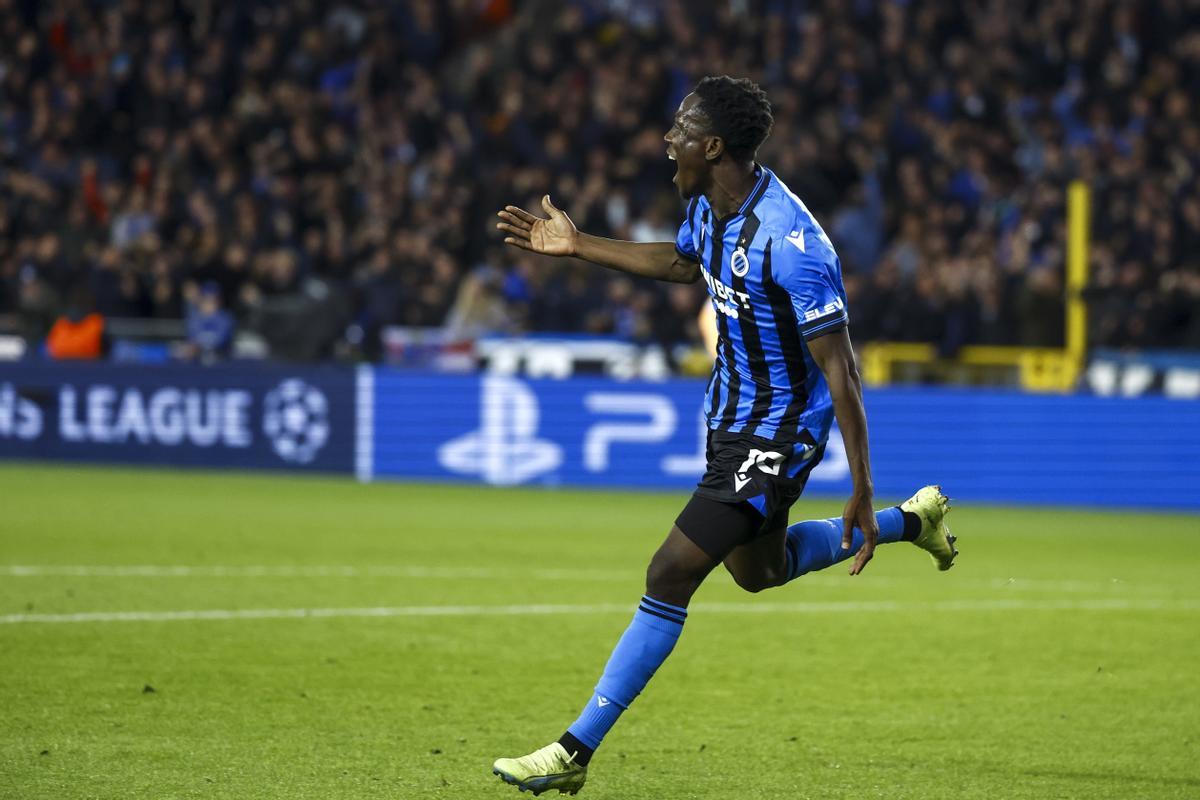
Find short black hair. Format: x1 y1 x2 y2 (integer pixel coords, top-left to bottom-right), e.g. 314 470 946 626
693 76 774 162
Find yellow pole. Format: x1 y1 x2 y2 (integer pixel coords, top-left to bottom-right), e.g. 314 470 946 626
1066 181 1090 378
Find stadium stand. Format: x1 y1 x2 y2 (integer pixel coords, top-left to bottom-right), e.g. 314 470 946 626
2 0 1198 364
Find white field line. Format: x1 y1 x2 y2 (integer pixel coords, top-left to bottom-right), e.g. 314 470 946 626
0 564 1180 596
0 564 633 582
1 598 1198 626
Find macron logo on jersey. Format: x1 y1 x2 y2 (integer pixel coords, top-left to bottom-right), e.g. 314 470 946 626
785 230 805 253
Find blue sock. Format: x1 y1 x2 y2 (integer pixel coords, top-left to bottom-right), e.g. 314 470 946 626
563 596 687 756
783 507 905 582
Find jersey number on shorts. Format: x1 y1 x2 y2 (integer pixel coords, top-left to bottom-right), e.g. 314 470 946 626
733 448 785 491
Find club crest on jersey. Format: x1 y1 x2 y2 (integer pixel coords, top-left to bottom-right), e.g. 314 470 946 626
730 246 751 277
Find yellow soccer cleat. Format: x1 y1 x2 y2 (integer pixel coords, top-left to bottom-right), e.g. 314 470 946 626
492 742 587 796
902 485 958 570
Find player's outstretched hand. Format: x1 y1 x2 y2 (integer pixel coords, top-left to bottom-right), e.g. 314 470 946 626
496 195 578 257
841 491 879 576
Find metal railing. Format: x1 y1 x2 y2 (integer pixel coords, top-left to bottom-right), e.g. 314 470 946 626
859 180 1090 393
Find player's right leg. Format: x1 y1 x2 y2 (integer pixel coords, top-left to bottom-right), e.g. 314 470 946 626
721 486 957 590
778 486 956 582
902 485 958 570
718 502 907 589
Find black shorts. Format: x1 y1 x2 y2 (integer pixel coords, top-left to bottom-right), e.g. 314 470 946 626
675 429 825 560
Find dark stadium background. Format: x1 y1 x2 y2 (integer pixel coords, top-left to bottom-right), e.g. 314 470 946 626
3 0 1198 363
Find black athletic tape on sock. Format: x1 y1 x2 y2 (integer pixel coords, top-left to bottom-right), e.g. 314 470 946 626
899 508 922 541
558 732 593 767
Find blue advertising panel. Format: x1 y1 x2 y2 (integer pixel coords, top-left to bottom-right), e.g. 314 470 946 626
371 371 1200 511
4 363 1197 510
0 362 357 473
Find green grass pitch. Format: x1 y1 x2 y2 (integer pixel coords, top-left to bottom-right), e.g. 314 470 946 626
1 463 1197 799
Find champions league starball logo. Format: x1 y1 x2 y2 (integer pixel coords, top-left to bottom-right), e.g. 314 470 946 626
263 379 330 464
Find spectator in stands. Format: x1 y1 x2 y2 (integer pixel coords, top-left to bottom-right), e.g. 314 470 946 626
444 266 514 342
183 281 235 363
46 286 106 360
14 265 59 352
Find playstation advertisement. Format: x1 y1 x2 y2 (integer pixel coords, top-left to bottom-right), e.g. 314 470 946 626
2 365 1196 509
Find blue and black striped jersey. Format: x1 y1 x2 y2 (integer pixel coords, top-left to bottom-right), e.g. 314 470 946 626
676 166 849 445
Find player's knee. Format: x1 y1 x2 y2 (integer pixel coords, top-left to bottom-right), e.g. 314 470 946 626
644 557 680 594
731 571 771 593
645 555 702 604
729 566 782 593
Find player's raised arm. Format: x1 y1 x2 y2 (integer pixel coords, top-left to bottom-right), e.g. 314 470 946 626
807 327 879 575
497 195 699 284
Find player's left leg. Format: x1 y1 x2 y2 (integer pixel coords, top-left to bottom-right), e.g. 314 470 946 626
493 519 728 795
554 525 719 757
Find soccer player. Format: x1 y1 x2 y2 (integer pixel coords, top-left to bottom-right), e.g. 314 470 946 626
491 76 957 796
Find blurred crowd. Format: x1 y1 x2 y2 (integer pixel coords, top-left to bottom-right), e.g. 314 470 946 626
2 0 1199 363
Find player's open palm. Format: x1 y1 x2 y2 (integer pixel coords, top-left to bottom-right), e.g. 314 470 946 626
497 195 578 257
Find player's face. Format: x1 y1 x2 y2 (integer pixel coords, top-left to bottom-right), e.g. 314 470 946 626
664 93 712 199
